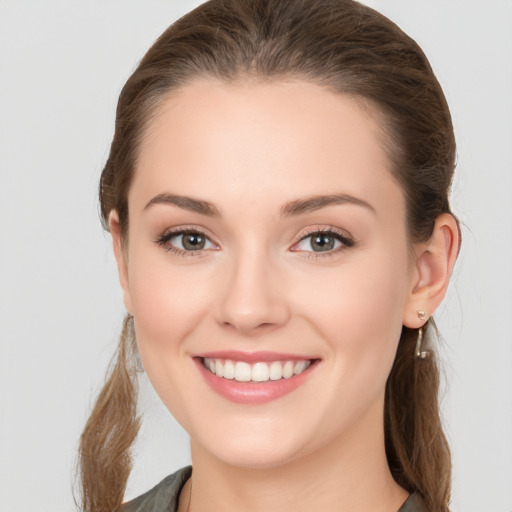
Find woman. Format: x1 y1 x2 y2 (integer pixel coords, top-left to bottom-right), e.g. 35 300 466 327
78 0 460 511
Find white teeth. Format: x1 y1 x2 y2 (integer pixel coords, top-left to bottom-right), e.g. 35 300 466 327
282 361 294 379
269 361 283 380
203 357 312 382
223 359 235 379
234 361 252 382
252 362 269 382
294 360 309 374
215 359 224 377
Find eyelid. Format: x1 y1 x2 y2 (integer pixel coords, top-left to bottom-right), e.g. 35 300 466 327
290 227 355 257
154 225 219 256
155 225 355 258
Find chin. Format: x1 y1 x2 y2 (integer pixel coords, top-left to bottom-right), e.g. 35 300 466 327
210 443 297 469
190 419 319 470
187 419 287 466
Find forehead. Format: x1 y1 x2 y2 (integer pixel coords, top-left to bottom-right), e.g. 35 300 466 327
130 79 403 219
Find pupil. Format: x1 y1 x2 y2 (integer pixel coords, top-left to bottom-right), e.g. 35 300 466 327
312 234 334 251
183 233 205 250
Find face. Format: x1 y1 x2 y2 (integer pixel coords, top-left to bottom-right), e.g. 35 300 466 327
116 79 420 469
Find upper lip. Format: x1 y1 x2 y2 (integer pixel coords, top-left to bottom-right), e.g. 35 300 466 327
193 350 318 363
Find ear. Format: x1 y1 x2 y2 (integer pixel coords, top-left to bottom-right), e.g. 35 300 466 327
109 210 133 314
403 213 460 328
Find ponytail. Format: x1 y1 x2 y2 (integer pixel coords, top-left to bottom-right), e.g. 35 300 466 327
78 315 141 512
385 322 451 512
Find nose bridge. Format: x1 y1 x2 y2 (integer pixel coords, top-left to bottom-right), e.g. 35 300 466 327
216 239 289 334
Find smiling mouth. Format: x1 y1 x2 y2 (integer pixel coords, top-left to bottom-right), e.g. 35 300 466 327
202 357 315 383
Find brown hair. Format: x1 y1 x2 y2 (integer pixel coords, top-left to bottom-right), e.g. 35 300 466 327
79 1 457 510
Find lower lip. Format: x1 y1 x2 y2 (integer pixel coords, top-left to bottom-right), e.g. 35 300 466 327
194 358 318 404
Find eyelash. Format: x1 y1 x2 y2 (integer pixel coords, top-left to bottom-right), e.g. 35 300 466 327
295 228 355 259
154 227 216 257
154 226 355 259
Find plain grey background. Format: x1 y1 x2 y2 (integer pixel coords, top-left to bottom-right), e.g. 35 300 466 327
0 1 511 511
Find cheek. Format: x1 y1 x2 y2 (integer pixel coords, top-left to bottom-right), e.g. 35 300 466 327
126 247 214 354
298 250 409 374
289 255 409 438
125 250 215 426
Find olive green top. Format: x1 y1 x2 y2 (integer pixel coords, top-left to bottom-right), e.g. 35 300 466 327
122 466 428 512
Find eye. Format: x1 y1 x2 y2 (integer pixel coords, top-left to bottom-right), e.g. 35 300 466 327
291 229 354 256
155 228 217 255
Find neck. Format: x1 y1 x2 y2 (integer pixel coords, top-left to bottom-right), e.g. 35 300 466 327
181 401 408 512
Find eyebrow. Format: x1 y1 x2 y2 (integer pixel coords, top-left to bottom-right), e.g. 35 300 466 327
143 192 375 218
144 193 221 216
280 193 376 218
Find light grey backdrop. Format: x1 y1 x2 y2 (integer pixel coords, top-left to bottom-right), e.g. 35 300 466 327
0 1 511 511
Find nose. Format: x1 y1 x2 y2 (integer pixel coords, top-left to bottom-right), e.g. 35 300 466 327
214 246 290 336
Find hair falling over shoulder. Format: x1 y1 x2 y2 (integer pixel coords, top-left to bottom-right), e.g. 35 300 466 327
385 323 451 511
79 1 458 510
78 315 140 512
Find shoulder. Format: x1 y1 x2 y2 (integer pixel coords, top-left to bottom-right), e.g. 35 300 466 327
121 466 192 512
398 492 428 512
398 492 429 512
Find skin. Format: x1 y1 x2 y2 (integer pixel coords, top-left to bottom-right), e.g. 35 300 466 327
111 79 459 512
